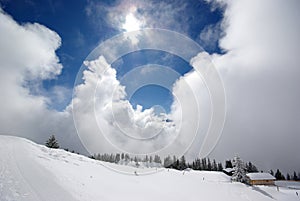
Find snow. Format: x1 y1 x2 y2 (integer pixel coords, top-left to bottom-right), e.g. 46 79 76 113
0 135 299 201
246 173 276 180
223 168 234 173
276 181 300 189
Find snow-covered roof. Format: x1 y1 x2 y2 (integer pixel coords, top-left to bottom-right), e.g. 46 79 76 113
223 168 234 173
246 173 276 180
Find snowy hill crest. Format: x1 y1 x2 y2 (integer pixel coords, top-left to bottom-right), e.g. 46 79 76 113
0 135 299 201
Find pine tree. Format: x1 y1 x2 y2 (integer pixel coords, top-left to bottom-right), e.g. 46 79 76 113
179 156 187 170
145 155 149 162
149 156 153 163
134 156 140 167
246 162 258 173
217 162 223 171
125 154 130 162
174 159 180 170
115 153 120 163
225 160 233 168
275 169 285 180
287 173 291 180
212 159 218 171
293 171 298 181
207 158 212 171
195 158 201 170
45 135 59 149
202 158 207 170
163 155 172 167
109 153 115 162
171 156 177 169
154 155 161 164
232 155 246 183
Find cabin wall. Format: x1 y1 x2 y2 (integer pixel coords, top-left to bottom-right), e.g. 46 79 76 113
250 180 275 185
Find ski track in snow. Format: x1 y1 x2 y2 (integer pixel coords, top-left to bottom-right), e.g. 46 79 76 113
0 135 299 201
0 136 78 201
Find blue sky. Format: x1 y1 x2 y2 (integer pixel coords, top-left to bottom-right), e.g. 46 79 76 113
0 0 223 112
1 0 300 173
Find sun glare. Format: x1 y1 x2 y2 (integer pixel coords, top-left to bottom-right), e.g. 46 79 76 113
122 13 141 32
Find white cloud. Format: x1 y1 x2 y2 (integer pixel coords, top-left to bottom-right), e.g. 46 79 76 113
169 69 212 159
1 0 300 174
0 10 62 80
206 0 300 173
198 22 223 51
0 8 83 153
0 8 221 161
73 56 179 155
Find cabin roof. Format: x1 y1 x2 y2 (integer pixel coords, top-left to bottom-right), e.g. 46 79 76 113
223 168 234 173
246 173 276 180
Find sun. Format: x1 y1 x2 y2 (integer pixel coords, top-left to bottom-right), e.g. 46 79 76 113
122 13 141 32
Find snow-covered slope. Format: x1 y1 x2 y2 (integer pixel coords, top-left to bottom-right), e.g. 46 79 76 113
0 135 299 201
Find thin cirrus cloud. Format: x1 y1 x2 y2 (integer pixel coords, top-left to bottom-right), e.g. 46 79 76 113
85 0 189 33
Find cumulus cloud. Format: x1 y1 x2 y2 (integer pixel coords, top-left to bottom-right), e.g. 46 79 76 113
73 55 182 155
0 8 83 152
71 27 223 159
206 0 300 173
1 0 299 174
0 6 223 165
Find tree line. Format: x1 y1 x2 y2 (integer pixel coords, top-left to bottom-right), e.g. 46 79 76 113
89 152 261 174
270 169 300 181
45 135 299 181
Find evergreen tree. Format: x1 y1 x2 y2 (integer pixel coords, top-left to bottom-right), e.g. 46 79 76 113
232 155 246 183
163 155 172 167
174 159 180 170
143 155 149 162
149 156 153 163
125 154 130 162
287 173 291 180
179 156 187 170
134 156 140 167
275 169 285 180
270 169 274 176
192 161 196 169
246 162 258 173
195 158 201 170
217 162 223 171
225 160 233 168
207 158 212 171
212 159 218 171
144 155 149 167
154 155 162 164
45 135 59 149
115 153 120 163
293 171 298 181
202 158 207 170
109 153 115 162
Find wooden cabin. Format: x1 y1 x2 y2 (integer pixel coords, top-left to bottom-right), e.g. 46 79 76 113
246 173 276 185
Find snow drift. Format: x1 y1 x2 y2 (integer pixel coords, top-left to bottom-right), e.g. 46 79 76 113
0 135 298 201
